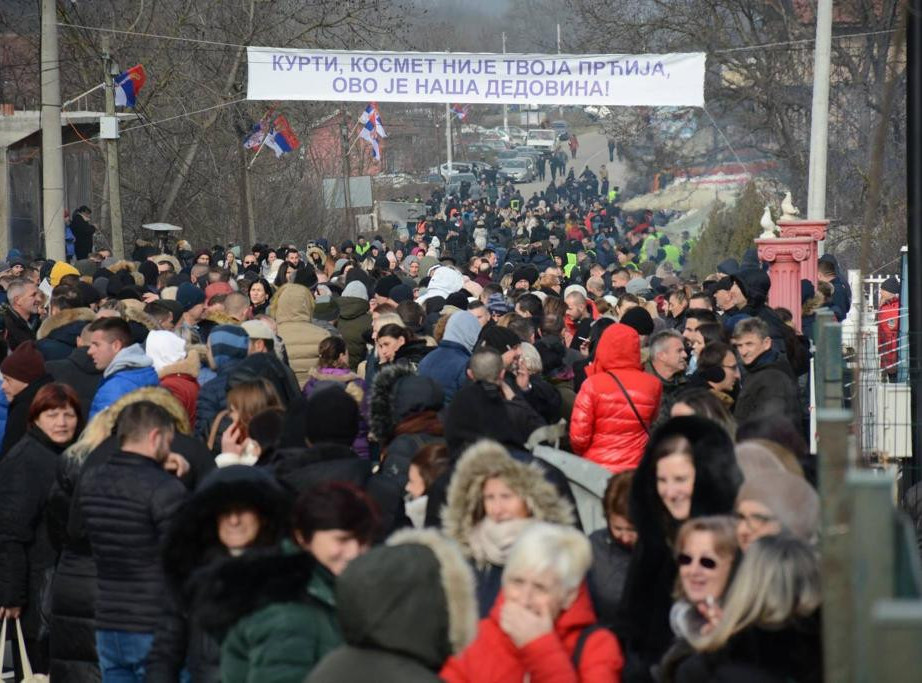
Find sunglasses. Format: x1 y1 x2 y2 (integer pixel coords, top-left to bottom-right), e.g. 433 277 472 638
677 553 718 570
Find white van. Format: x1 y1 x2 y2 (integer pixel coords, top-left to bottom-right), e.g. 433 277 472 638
525 128 557 153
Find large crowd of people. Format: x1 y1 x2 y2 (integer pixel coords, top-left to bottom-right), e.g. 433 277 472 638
0 158 866 682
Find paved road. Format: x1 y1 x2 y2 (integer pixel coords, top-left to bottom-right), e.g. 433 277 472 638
515 127 632 199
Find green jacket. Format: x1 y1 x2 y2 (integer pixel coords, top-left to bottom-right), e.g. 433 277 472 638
220 555 341 683
335 295 372 370
662 243 682 270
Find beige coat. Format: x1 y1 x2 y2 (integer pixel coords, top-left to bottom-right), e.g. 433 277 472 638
270 284 331 386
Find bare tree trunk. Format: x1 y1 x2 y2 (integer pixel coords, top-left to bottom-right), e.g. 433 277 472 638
157 0 255 223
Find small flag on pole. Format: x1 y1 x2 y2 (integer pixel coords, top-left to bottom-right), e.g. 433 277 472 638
359 120 380 159
263 115 301 158
243 120 267 150
114 64 147 107
450 103 469 121
359 103 387 138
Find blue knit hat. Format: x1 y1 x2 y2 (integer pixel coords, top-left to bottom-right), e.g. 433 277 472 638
208 325 249 367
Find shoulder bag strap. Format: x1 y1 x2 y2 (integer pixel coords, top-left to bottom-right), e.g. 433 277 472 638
606 371 649 435
571 624 604 669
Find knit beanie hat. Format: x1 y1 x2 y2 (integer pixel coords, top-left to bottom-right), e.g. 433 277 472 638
208 325 249 366
619 306 655 336
342 280 369 301
304 385 359 445
50 261 80 286
374 274 403 298
177 282 205 311
74 258 97 278
388 284 413 304
1 341 45 384
145 330 187 372
881 276 900 295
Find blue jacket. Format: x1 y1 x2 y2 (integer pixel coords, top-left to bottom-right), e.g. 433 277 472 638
89 344 159 418
418 341 471 404
417 311 480 404
194 360 243 440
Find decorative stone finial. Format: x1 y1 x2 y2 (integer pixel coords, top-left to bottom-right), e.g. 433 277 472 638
759 206 777 239
780 192 800 221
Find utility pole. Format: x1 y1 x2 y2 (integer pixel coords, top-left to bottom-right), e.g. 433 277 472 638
445 102 452 173
502 32 509 133
40 0 65 261
907 0 922 486
557 23 563 119
237 143 256 248
101 35 124 258
340 116 354 237
807 0 832 253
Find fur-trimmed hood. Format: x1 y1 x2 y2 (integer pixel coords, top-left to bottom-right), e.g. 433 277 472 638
201 309 241 327
442 440 575 560
369 363 415 443
123 304 160 332
106 259 145 286
334 528 478 670
36 307 95 340
65 386 192 463
157 349 201 379
162 465 290 596
152 253 181 273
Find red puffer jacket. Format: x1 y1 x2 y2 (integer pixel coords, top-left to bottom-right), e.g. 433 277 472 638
877 296 900 372
569 324 661 472
441 585 624 683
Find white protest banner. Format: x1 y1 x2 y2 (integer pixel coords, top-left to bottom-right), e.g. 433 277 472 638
247 49 706 107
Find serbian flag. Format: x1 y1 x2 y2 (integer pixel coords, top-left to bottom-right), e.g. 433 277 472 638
242 119 267 150
114 64 147 107
450 103 469 121
359 103 387 138
359 119 380 160
264 115 300 158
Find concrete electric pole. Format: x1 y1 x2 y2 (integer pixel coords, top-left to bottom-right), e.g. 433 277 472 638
101 35 125 258
806 0 833 252
40 0 66 260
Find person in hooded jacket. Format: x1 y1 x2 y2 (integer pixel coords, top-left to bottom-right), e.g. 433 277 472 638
731 317 802 432
727 269 788 355
570 323 662 473
336 280 372 371
305 528 479 683
86 317 160 419
194 325 250 440
197 482 378 683
0 383 83 676
618 416 742 682
417 310 480 403
442 440 575 617
146 466 289 683
47 325 103 420
146 330 200 424
35 306 95 361
442 522 624 683
269 283 331 386
369 365 445 489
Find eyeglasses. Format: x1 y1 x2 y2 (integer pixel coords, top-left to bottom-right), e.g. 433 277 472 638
243 260 256 266
677 553 718 570
734 511 776 530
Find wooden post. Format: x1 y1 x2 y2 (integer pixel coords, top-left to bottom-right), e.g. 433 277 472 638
102 36 124 258
817 406 854 683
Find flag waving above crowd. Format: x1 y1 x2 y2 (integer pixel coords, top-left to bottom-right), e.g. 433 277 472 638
358 102 386 160
114 64 146 107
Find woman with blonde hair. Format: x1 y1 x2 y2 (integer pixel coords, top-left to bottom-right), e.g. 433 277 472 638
442 522 624 682
675 534 822 682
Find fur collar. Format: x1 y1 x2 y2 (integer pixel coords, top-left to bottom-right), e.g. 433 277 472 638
66 386 191 462
107 259 145 286
36 307 95 340
157 349 201 379
369 364 416 443
202 310 241 326
195 549 318 639
441 440 574 562
124 305 160 331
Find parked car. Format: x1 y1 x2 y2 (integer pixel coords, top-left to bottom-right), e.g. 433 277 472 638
497 158 534 183
480 137 509 151
494 125 527 146
551 120 570 138
439 161 476 179
525 128 557 153
445 172 478 196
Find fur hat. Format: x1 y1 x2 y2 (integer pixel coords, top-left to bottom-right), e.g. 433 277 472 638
737 470 819 544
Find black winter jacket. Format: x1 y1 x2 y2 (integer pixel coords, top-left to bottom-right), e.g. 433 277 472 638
1 375 53 458
1 304 36 351
0 428 68 638
46 450 100 682
734 349 802 431
76 450 188 632
47 347 102 420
